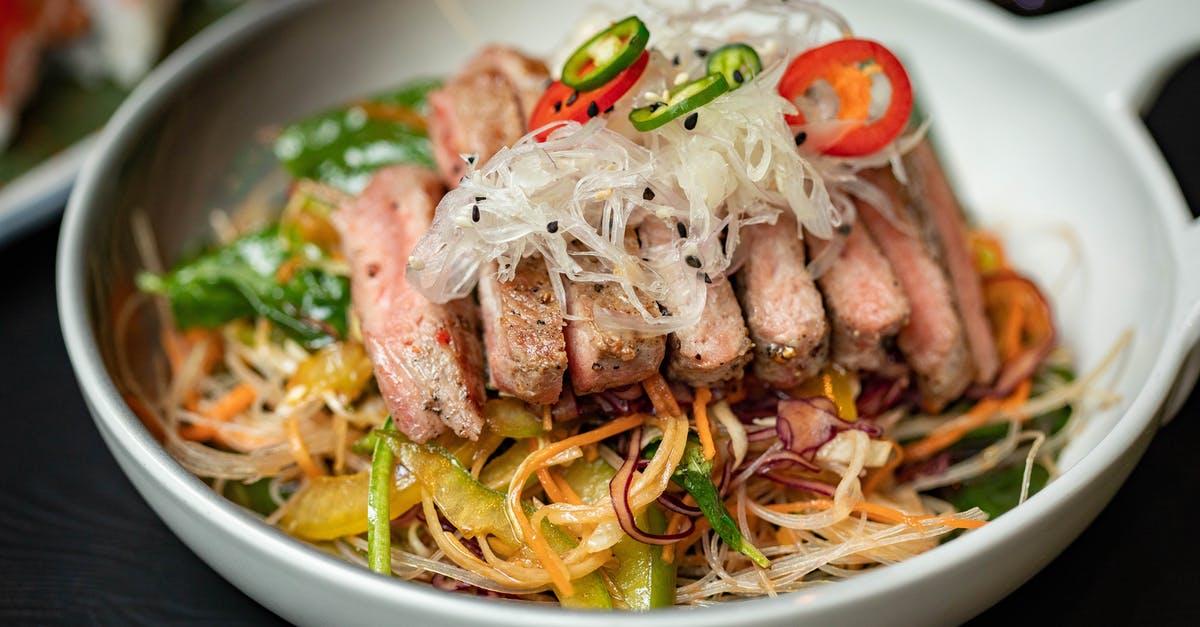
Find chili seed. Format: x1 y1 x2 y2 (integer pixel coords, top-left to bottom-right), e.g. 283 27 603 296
676 223 687 238
685 255 702 268
587 101 599 117
643 187 655 201
566 91 579 106
471 205 480 222
546 221 559 233
794 131 807 146
684 112 699 130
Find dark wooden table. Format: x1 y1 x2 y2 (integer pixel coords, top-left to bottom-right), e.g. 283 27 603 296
1 1 1198 624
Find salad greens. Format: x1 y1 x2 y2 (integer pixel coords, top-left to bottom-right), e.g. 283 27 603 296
137 226 349 349
273 78 441 193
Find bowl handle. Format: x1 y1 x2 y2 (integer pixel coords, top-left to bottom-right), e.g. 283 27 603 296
1018 0 1200 420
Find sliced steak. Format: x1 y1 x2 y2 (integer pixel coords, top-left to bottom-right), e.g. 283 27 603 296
809 223 910 375
564 239 666 395
638 218 752 387
427 46 549 187
478 256 567 404
736 213 830 388
335 165 486 441
858 168 972 412
905 139 1000 386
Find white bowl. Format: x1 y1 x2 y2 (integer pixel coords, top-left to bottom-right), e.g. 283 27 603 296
58 0 1200 625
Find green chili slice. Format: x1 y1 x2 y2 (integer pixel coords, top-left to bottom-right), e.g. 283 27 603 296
628 73 730 132
707 43 762 88
562 16 650 92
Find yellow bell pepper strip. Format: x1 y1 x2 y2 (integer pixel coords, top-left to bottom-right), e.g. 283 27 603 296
792 366 859 421
279 432 478 541
647 434 769 568
387 438 612 609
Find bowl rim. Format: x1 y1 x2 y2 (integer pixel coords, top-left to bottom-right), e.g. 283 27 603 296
56 0 1196 624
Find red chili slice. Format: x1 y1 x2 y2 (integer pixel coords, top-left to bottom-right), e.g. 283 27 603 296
529 50 650 141
778 39 913 157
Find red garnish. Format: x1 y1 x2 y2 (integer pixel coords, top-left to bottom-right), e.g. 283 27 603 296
529 51 650 141
435 329 451 345
778 38 913 157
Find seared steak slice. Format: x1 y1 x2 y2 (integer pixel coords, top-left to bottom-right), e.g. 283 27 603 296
905 139 1000 386
638 218 752 386
564 242 666 395
478 257 567 404
858 168 972 412
335 165 486 441
809 224 910 375
736 213 830 388
427 46 549 187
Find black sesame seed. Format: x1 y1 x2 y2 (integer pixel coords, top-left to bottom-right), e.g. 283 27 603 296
566 91 578 106
471 205 480 222
643 187 655 201
794 131 808 146
685 255 702 268
676 223 687 238
546 220 559 233
587 101 599 118
648 102 665 113
683 112 699 130
695 48 709 58
732 69 745 84
703 273 712 284
672 54 681 66
466 154 476 164
475 196 486 202
553 100 563 113
657 302 672 316
838 223 852 235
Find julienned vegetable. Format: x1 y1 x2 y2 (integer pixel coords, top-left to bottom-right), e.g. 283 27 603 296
367 418 397 575
646 434 770 568
628 72 730 131
561 16 650 91
136 226 349 349
778 38 913 156
529 51 649 140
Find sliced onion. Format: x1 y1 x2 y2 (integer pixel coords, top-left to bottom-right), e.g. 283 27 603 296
761 473 837 497
609 428 694 544
657 492 702 517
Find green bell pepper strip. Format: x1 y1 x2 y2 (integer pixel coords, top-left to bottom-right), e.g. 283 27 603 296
562 457 677 609
647 434 770 568
707 43 762 88
367 418 398 575
386 437 612 609
628 73 730 132
561 16 650 92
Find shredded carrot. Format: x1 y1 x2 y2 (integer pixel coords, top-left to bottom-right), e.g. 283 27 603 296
725 378 747 404
275 257 303 284
769 498 987 530
583 443 598 462
661 512 688 564
551 469 584 506
861 439 903 497
178 383 258 443
285 416 326 479
692 386 716 461
904 378 1032 463
642 373 683 418
507 414 645 596
536 468 571 504
541 403 553 432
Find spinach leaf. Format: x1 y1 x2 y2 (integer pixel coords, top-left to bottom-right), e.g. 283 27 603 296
273 78 441 193
138 227 349 349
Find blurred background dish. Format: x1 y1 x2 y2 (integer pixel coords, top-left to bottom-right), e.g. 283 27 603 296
0 0 241 246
